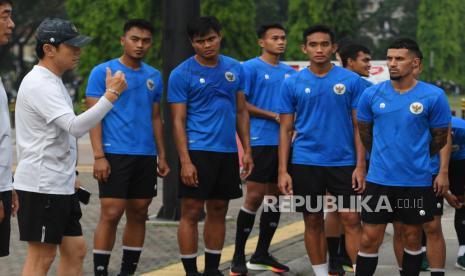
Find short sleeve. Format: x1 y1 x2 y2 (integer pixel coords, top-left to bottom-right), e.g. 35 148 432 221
167 69 188 103
429 91 451 128
277 78 296 114
153 73 163 103
242 63 255 98
356 88 373 123
30 81 74 124
237 65 246 94
86 65 106 98
351 77 370 109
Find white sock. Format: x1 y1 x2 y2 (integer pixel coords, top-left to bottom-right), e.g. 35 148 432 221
352 264 356 272
458 245 465 257
312 263 328 276
421 246 426 252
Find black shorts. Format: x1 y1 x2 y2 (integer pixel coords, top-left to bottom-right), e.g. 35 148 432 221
0 190 12 257
449 159 465 196
178 150 242 200
99 154 157 199
290 164 356 212
431 174 444 216
361 182 434 225
17 190 82 244
246 146 278 183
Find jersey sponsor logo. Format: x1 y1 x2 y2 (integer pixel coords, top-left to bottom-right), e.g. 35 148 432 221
419 209 426 216
251 137 259 140
225 71 236 82
380 103 386 109
305 87 311 94
333 83 346 95
188 140 196 144
284 73 290 79
199 78 205 84
437 202 442 208
264 74 270 80
147 79 155 91
409 102 424 115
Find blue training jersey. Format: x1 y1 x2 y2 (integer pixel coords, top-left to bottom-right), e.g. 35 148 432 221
167 55 245 153
86 59 163 156
431 116 465 173
243 57 296 146
451 116 465 160
278 65 369 166
357 80 451 186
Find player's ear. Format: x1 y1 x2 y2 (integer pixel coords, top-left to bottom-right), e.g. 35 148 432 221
258 38 265 48
300 44 307 54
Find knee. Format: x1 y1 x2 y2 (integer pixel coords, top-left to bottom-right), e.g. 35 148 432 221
360 231 382 250
340 213 361 230
66 240 87 262
127 207 149 223
304 214 324 233
181 204 203 224
402 232 422 248
244 191 265 210
101 207 124 224
36 251 57 269
423 223 442 240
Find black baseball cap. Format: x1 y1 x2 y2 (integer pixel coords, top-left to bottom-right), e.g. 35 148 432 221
36 18 92 47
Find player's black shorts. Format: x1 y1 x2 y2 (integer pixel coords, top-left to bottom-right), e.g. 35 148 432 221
0 190 12 257
449 159 465 196
99 154 157 199
431 174 444 216
178 150 242 200
290 164 356 212
361 182 434 225
246 146 278 183
17 190 82 244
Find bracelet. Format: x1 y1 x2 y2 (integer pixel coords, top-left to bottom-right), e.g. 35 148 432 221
94 155 106 160
107 88 121 98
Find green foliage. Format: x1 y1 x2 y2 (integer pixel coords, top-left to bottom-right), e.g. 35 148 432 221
66 0 162 98
286 0 358 60
254 0 288 28
417 0 464 87
201 0 258 60
357 0 420 59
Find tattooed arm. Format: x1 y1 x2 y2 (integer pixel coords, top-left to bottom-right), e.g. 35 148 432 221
430 127 449 156
358 121 373 153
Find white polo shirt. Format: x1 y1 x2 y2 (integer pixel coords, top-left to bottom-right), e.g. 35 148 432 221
14 65 77 195
0 78 13 192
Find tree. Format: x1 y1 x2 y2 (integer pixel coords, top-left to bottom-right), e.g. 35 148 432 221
357 0 420 59
417 0 464 87
0 0 65 90
201 0 257 60
66 0 162 99
286 0 358 60
254 0 288 29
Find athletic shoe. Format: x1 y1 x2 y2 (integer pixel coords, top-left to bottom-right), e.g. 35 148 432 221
230 254 248 276
246 253 289 273
456 254 465 270
420 252 430 271
329 257 346 276
340 254 353 273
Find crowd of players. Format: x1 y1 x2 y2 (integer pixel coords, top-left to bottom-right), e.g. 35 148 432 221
1 1 465 276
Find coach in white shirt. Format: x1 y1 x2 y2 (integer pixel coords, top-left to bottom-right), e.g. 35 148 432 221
0 0 16 258
14 18 127 276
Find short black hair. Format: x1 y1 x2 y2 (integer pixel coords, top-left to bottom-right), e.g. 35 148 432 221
0 0 12 5
256 23 286 39
302 24 335 44
339 44 371 67
35 40 59 59
187 16 221 40
388 38 423 60
123 19 154 35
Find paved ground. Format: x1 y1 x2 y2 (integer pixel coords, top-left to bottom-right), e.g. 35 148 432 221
2 134 465 275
